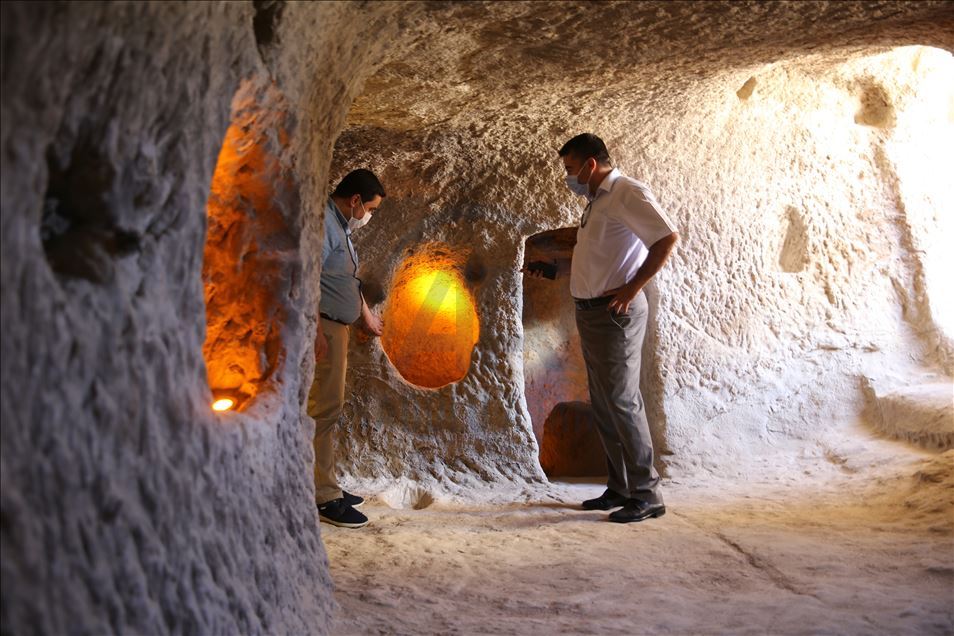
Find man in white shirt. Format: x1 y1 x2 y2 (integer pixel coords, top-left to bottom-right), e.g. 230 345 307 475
555 133 678 523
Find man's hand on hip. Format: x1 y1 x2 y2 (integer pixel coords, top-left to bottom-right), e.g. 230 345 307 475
607 281 641 315
604 231 679 315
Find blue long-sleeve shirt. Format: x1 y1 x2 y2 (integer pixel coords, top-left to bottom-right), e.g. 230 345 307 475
319 199 362 324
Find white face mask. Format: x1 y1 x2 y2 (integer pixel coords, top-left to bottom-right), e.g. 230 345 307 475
564 160 592 198
347 200 372 232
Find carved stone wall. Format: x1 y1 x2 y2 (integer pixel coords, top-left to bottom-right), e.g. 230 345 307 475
2 2 952 634
0 1 412 633
331 1 953 494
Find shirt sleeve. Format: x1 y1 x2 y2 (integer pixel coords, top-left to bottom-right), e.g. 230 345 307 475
321 210 336 267
616 181 678 247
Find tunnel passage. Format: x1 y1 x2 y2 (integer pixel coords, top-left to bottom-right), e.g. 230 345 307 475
381 243 480 389
522 227 606 477
202 79 299 411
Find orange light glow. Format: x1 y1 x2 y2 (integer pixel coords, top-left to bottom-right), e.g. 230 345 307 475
381 251 480 389
212 398 235 412
202 80 293 412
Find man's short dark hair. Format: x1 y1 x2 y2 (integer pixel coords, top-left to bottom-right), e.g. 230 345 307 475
332 169 386 202
558 133 611 164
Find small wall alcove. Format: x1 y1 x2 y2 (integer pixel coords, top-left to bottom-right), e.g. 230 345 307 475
380 244 480 389
202 79 299 412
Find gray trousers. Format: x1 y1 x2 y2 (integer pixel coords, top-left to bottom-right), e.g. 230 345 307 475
575 291 662 504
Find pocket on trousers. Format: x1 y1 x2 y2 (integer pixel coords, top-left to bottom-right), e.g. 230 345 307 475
609 295 647 329
608 308 630 330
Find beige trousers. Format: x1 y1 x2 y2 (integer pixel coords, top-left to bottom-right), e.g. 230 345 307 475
308 317 349 505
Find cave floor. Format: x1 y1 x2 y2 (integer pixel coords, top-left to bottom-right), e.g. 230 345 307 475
324 451 953 635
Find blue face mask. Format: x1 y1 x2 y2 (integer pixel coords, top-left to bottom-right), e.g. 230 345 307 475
565 161 592 198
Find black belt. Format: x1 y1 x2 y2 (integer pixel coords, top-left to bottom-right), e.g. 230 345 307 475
573 295 614 310
319 312 351 326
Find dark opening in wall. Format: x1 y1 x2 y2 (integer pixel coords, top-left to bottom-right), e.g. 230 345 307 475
538 401 607 477
202 79 299 411
41 126 142 284
522 228 606 477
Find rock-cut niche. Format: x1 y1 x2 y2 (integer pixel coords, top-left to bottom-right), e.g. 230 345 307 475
41 122 143 284
380 244 480 389
522 228 607 477
202 79 299 411
779 206 810 273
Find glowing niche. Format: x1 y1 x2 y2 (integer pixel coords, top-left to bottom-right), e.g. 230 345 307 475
202 79 295 412
381 250 480 389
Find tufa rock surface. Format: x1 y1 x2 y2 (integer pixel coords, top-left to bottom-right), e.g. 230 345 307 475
2 1 953 633
332 1 954 498
1 1 415 633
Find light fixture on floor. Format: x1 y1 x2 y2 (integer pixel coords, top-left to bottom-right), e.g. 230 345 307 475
212 397 235 412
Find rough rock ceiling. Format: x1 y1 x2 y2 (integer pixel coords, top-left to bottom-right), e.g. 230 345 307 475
348 0 954 132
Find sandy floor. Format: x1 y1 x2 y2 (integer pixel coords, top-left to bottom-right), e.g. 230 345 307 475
324 443 953 635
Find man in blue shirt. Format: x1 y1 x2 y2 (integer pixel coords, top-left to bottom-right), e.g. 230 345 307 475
310 169 385 528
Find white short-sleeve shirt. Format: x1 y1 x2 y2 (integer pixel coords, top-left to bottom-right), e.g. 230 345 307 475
570 168 677 299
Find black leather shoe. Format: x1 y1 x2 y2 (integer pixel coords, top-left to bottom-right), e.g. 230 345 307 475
608 499 666 523
582 488 628 510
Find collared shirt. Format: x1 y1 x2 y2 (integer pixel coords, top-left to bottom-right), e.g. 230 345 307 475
319 198 362 324
570 168 677 300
